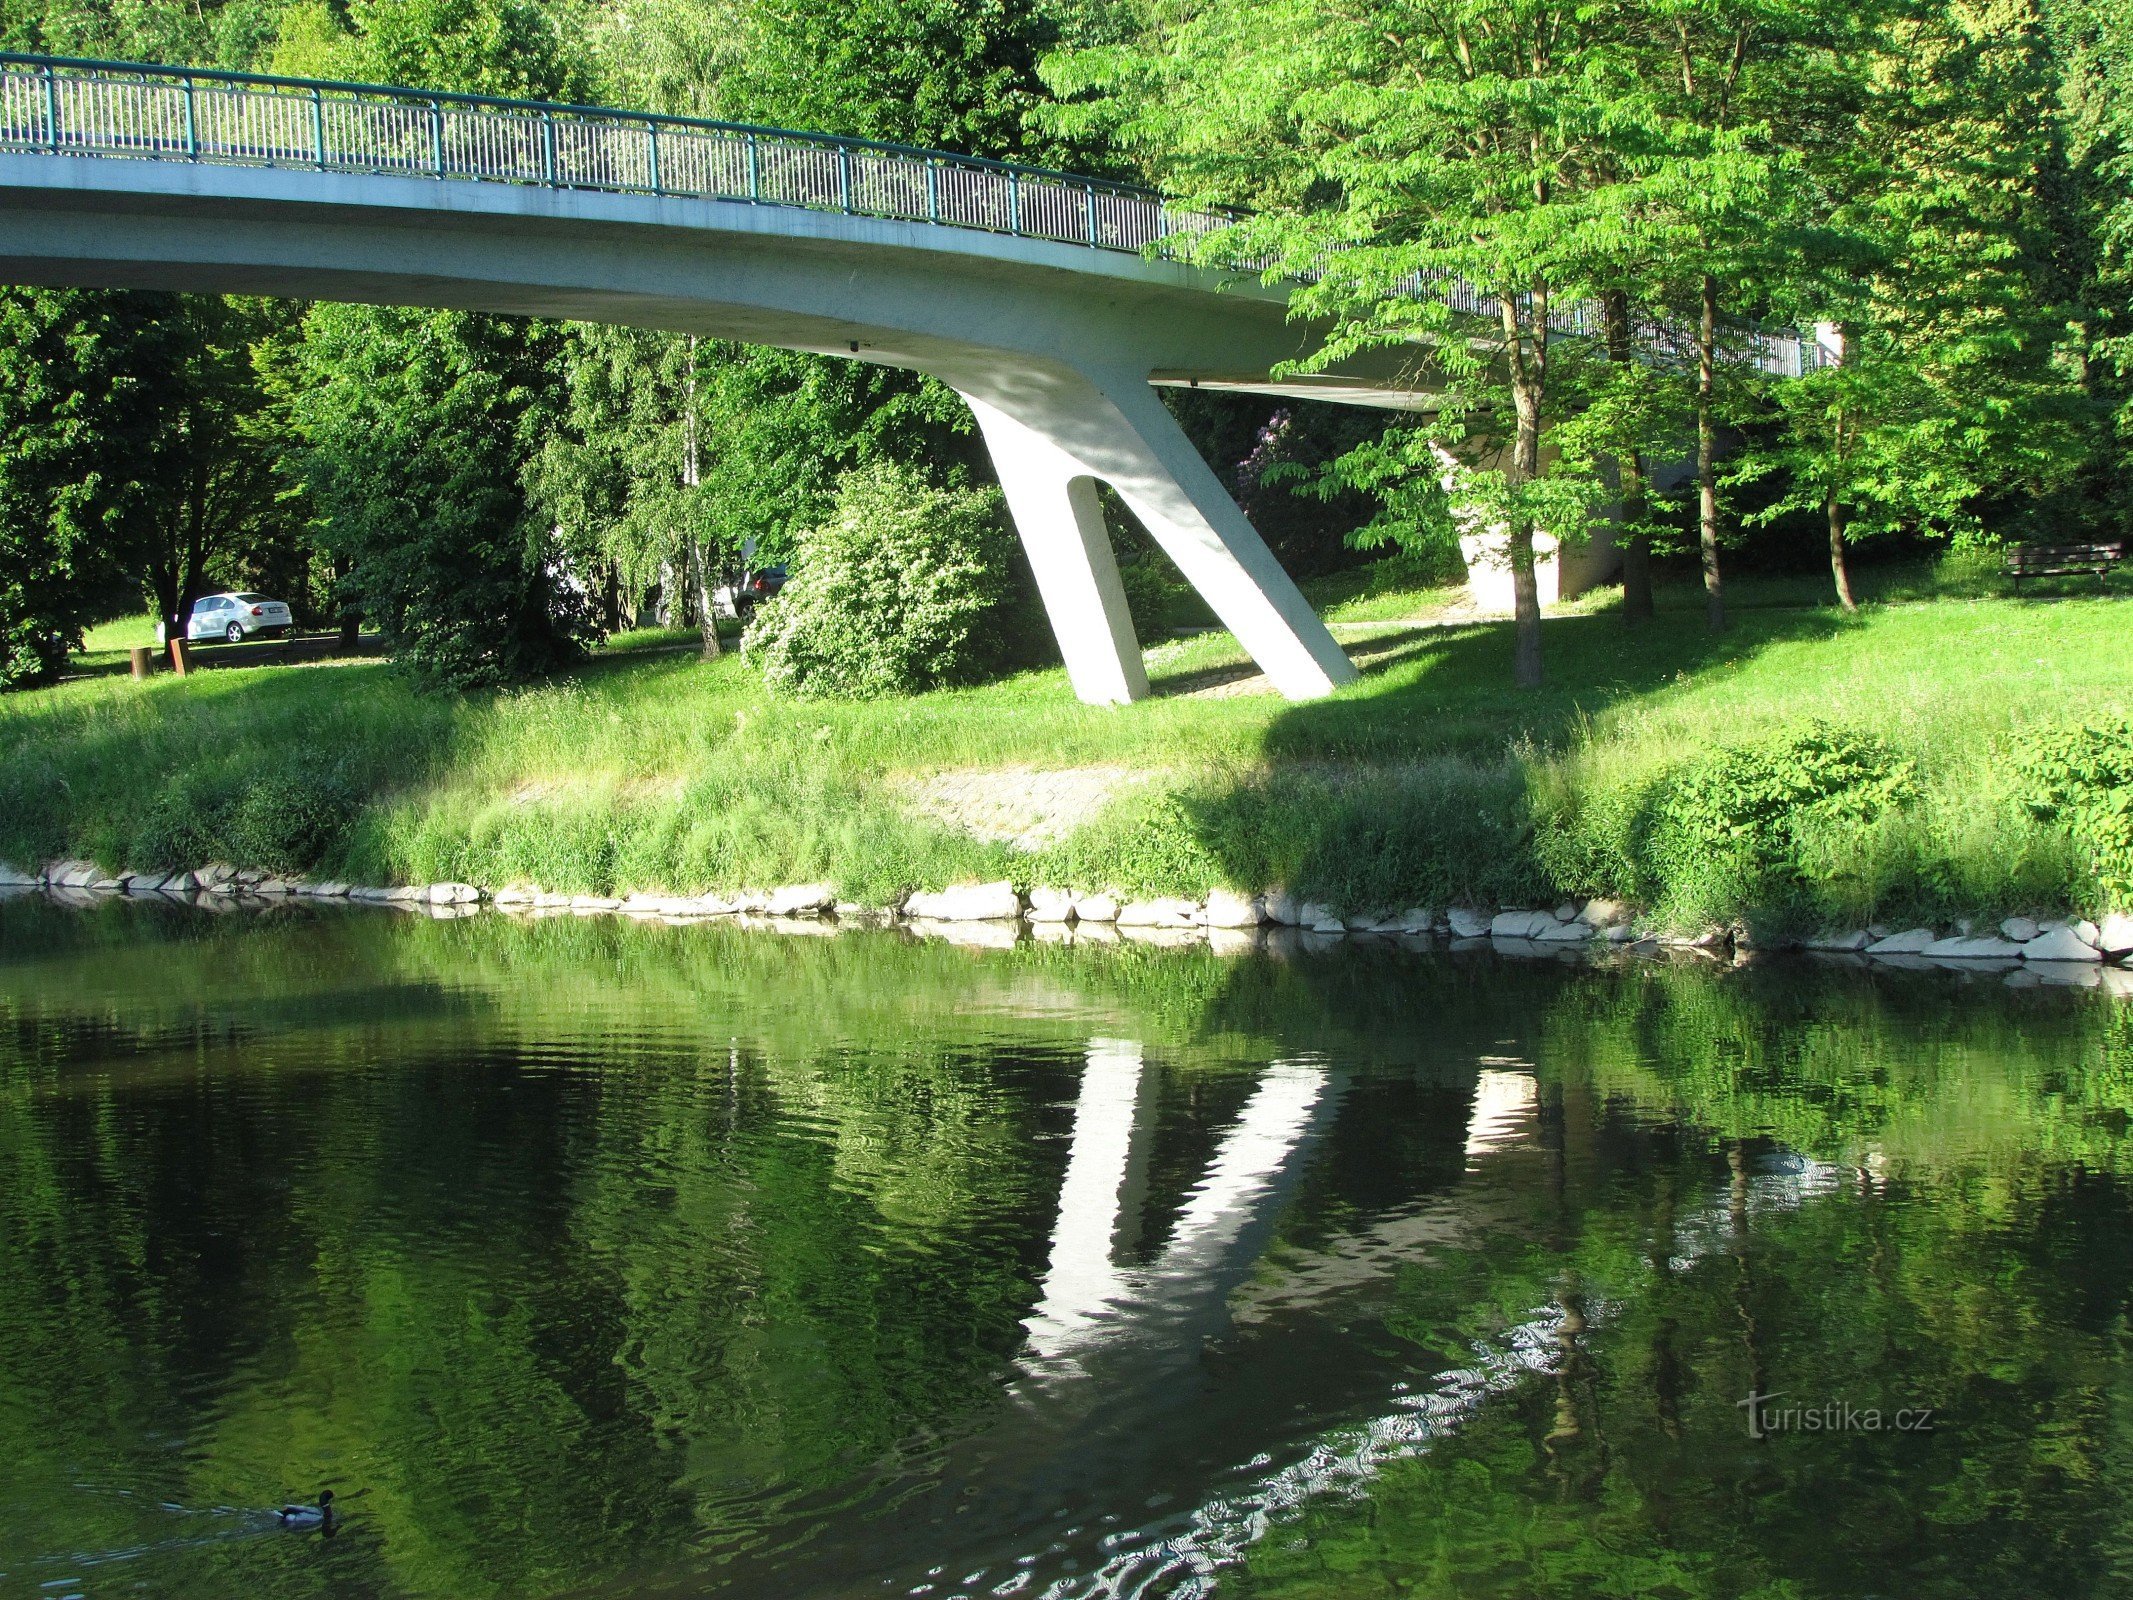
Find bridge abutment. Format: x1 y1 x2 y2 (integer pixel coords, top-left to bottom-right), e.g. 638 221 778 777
952 363 1359 706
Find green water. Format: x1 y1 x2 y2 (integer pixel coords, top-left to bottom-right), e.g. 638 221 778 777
2 895 2130 1599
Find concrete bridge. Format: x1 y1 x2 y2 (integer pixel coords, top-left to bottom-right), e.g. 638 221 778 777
0 55 1457 704
0 56 1820 705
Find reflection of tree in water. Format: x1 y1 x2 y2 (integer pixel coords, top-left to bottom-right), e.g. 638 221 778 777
0 898 2131 1598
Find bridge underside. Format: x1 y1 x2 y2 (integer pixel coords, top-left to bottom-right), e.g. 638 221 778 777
0 157 1445 702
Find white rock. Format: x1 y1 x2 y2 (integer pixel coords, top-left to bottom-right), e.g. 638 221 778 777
1866 923 1892 939
1553 901 1580 923
492 884 537 906
348 886 393 901
569 895 622 911
1447 907 1492 939
1865 928 1938 955
903 880 1023 921
2023 925 2104 963
1603 924 1636 944
765 882 835 916
1074 892 1121 925
89 876 127 892
256 877 300 896
1391 907 1437 935
2074 918 2102 948
2095 912 2133 959
383 885 425 902
1296 901 1343 933
1580 898 1632 929
2000 916 2041 943
1027 886 1077 923
0 861 35 885
1117 896 1202 929
428 881 481 904
56 861 101 888
1201 888 1265 928
1534 920 1594 943
1920 935 2026 960
1802 930 1871 952
1491 909 1555 940
1262 889 1302 927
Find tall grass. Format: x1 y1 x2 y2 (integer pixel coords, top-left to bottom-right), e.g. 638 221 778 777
5 583 2130 927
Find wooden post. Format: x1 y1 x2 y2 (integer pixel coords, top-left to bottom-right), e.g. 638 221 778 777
169 638 191 677
129 645 155 680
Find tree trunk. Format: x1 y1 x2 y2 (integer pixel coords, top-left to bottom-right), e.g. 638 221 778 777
1697 274 1725 632
1510 384 1544 690
1827 491 1857 612
1601 289 1654 625
689 540 722 659
600 563 622 634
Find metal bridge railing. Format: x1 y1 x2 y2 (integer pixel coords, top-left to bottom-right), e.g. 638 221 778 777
0 53 1818 379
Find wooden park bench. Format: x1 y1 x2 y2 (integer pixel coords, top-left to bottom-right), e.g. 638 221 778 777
2006 541 2123 588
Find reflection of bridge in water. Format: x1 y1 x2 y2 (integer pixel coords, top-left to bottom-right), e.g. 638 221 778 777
697 1038 1846 1600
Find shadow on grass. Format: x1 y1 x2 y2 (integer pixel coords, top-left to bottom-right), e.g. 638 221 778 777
61 631 386 684
1102 601 1862 918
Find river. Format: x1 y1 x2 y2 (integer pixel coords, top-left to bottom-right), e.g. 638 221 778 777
2 894 2128 1598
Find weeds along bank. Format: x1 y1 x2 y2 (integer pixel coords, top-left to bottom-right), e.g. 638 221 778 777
3 596 2130 939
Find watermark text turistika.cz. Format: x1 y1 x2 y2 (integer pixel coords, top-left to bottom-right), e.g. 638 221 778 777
1737 1391 1938 1439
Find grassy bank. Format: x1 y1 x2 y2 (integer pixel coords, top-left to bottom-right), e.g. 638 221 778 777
7 569 2131 932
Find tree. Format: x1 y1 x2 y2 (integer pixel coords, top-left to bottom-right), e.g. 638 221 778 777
0 288 172 688
275 304 595 686
120 296 291 644
1618 0 1872 632
1044 0 1652 689
1739 0 2095 606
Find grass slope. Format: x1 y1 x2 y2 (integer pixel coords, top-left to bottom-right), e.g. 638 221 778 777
6 568 2129 930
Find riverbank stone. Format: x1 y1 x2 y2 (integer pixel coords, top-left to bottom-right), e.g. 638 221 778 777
1118 897 1202 929
904 881 1022 921
1865 928 1937 955
1074 893 1121 924
1491 910 1556 940
765 883 834 916
1201 889 1264 928
2025 924 2104 963
1922 934 2027 960
1028 886 1076 923
1447 907 1492 939
2001 916 2041 943
2097 913 2133 959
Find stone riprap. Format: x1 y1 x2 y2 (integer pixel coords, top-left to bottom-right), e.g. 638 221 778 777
12 860 2132 979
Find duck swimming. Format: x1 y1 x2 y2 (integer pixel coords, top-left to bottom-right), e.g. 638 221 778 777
275 1490 335 1530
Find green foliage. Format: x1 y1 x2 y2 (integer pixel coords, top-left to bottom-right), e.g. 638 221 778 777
744 462 1033 698
1538 722 1922 926
274 304 597 688
0 288 176 689
2015 713 2133 903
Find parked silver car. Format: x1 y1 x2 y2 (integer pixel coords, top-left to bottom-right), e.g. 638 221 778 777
186 592 294 644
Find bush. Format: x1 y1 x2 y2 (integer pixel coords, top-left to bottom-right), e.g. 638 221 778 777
1640 722 1918 924
745 462 1031 698
1535 722 1921 927
2015 716 2133 906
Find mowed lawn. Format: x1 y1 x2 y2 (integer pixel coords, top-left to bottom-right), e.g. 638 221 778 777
4 566 2129 921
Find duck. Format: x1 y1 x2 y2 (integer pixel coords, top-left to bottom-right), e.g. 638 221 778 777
275 1489 335 1530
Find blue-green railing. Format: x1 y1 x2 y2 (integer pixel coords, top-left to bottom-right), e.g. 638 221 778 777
0 53 1823 378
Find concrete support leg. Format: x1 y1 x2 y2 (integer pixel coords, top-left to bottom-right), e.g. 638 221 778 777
965 394 1149 706
953 363 1357 704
